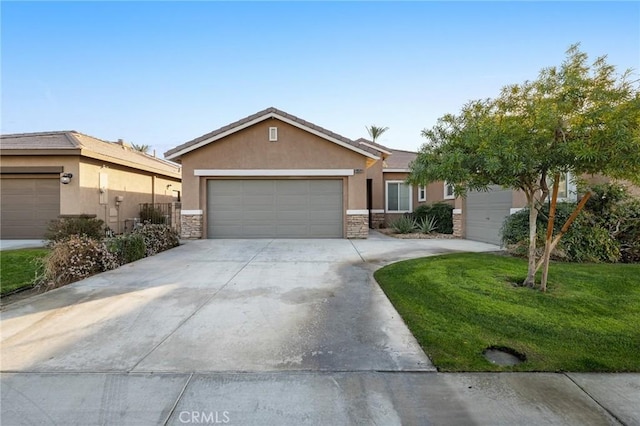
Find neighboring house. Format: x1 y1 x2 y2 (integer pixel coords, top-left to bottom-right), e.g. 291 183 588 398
0 131 182 239
164 107 452 239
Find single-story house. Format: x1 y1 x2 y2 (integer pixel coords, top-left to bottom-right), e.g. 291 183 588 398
0 131 182 239
164 107 449 239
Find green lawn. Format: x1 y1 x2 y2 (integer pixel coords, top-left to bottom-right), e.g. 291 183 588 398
0 248 48 295
374 253 640 372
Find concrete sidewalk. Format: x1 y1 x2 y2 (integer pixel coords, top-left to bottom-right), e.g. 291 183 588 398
0 240 46 251
2 371 637 425
1 237 638 425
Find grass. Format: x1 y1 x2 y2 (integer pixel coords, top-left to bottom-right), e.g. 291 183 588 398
374 252 640 372
0 248 48 295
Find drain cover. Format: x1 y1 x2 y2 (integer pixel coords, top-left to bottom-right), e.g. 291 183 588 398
483 347 526 366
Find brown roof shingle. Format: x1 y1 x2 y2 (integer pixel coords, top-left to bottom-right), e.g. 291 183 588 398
385 149 417 170
1 131 181 178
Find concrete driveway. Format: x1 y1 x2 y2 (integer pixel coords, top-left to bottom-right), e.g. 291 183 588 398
2 235 638 425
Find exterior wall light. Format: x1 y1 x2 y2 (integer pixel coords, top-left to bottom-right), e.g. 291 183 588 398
60 173 73 184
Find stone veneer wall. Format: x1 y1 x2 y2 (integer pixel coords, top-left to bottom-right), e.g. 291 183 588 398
452 211 463 238
181 214 203 239
371 212 385 229
347 214 369 239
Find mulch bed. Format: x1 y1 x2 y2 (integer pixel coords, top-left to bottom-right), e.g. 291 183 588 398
377 228 458 239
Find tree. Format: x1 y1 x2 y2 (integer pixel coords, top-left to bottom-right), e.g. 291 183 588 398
409 44 640 290
131 143 150 153
366 125 389 143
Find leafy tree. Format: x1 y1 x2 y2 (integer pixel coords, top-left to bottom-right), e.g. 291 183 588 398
131 143 150 153
409 44 640 290
366 125 389 143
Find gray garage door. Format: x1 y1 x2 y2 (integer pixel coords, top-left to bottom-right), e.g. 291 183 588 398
465 186 512 245
0 177 60 239
207 179 343 238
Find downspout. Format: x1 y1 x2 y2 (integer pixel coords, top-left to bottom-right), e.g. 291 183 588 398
152 175 156 204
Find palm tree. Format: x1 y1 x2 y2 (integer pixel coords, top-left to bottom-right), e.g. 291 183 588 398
131 143 150 153
366 125 389 143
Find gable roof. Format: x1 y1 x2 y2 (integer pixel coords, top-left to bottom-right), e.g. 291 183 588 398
384 149 418 171
164 107 380 161
355 138 393 155
1 131 181 178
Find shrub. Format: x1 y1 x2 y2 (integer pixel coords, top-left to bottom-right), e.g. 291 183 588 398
133 224 179 256
612 198 640 263
45 216 105 242
414 203 453 234
417 216 438 234
391 216 416 234
501 202 620 263
585 183 629 220
106 233 146 265
140 204 167 224
40 235 118 289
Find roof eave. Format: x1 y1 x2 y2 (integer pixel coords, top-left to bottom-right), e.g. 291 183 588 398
165 111 380 161
80 149 181 179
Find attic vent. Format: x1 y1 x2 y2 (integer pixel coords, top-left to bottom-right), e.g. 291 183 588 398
269 127 278 142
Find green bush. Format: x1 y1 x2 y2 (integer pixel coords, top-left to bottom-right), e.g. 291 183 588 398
45 216 105 242
501 202 621 263
414 203 453 234
391 216 416 234
106 233 146 265
40 235 118 289
608 198 640 263
140 204 167 224
133 224 179 256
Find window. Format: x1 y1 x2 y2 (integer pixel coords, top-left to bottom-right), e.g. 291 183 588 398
547 173 569 199
444 181 455 199
386 181 412 212
269 127 278 141
418 185 426 202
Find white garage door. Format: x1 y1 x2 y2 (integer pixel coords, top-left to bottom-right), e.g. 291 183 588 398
465 186 512 245
207 179 343 238
0 177 60 239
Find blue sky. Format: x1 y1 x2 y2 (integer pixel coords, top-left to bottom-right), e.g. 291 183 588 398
2 1 638 155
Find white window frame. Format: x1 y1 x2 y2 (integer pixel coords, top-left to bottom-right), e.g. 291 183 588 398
444 181 455 200
418 185 426 202
386 180 413 213
547 172 577 202
269 127 278 141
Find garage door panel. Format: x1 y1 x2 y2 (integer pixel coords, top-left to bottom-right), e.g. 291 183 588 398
277 225 309 235
1 177 60 239
276 196 308 208
277 211 308 222
214 226 245 238
242 226 276 238
465 186 511 245
311 180 339 191
244 194 275 205
310 224 341 235
309 210 342 221
242 211 276 221
207 179 342 238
